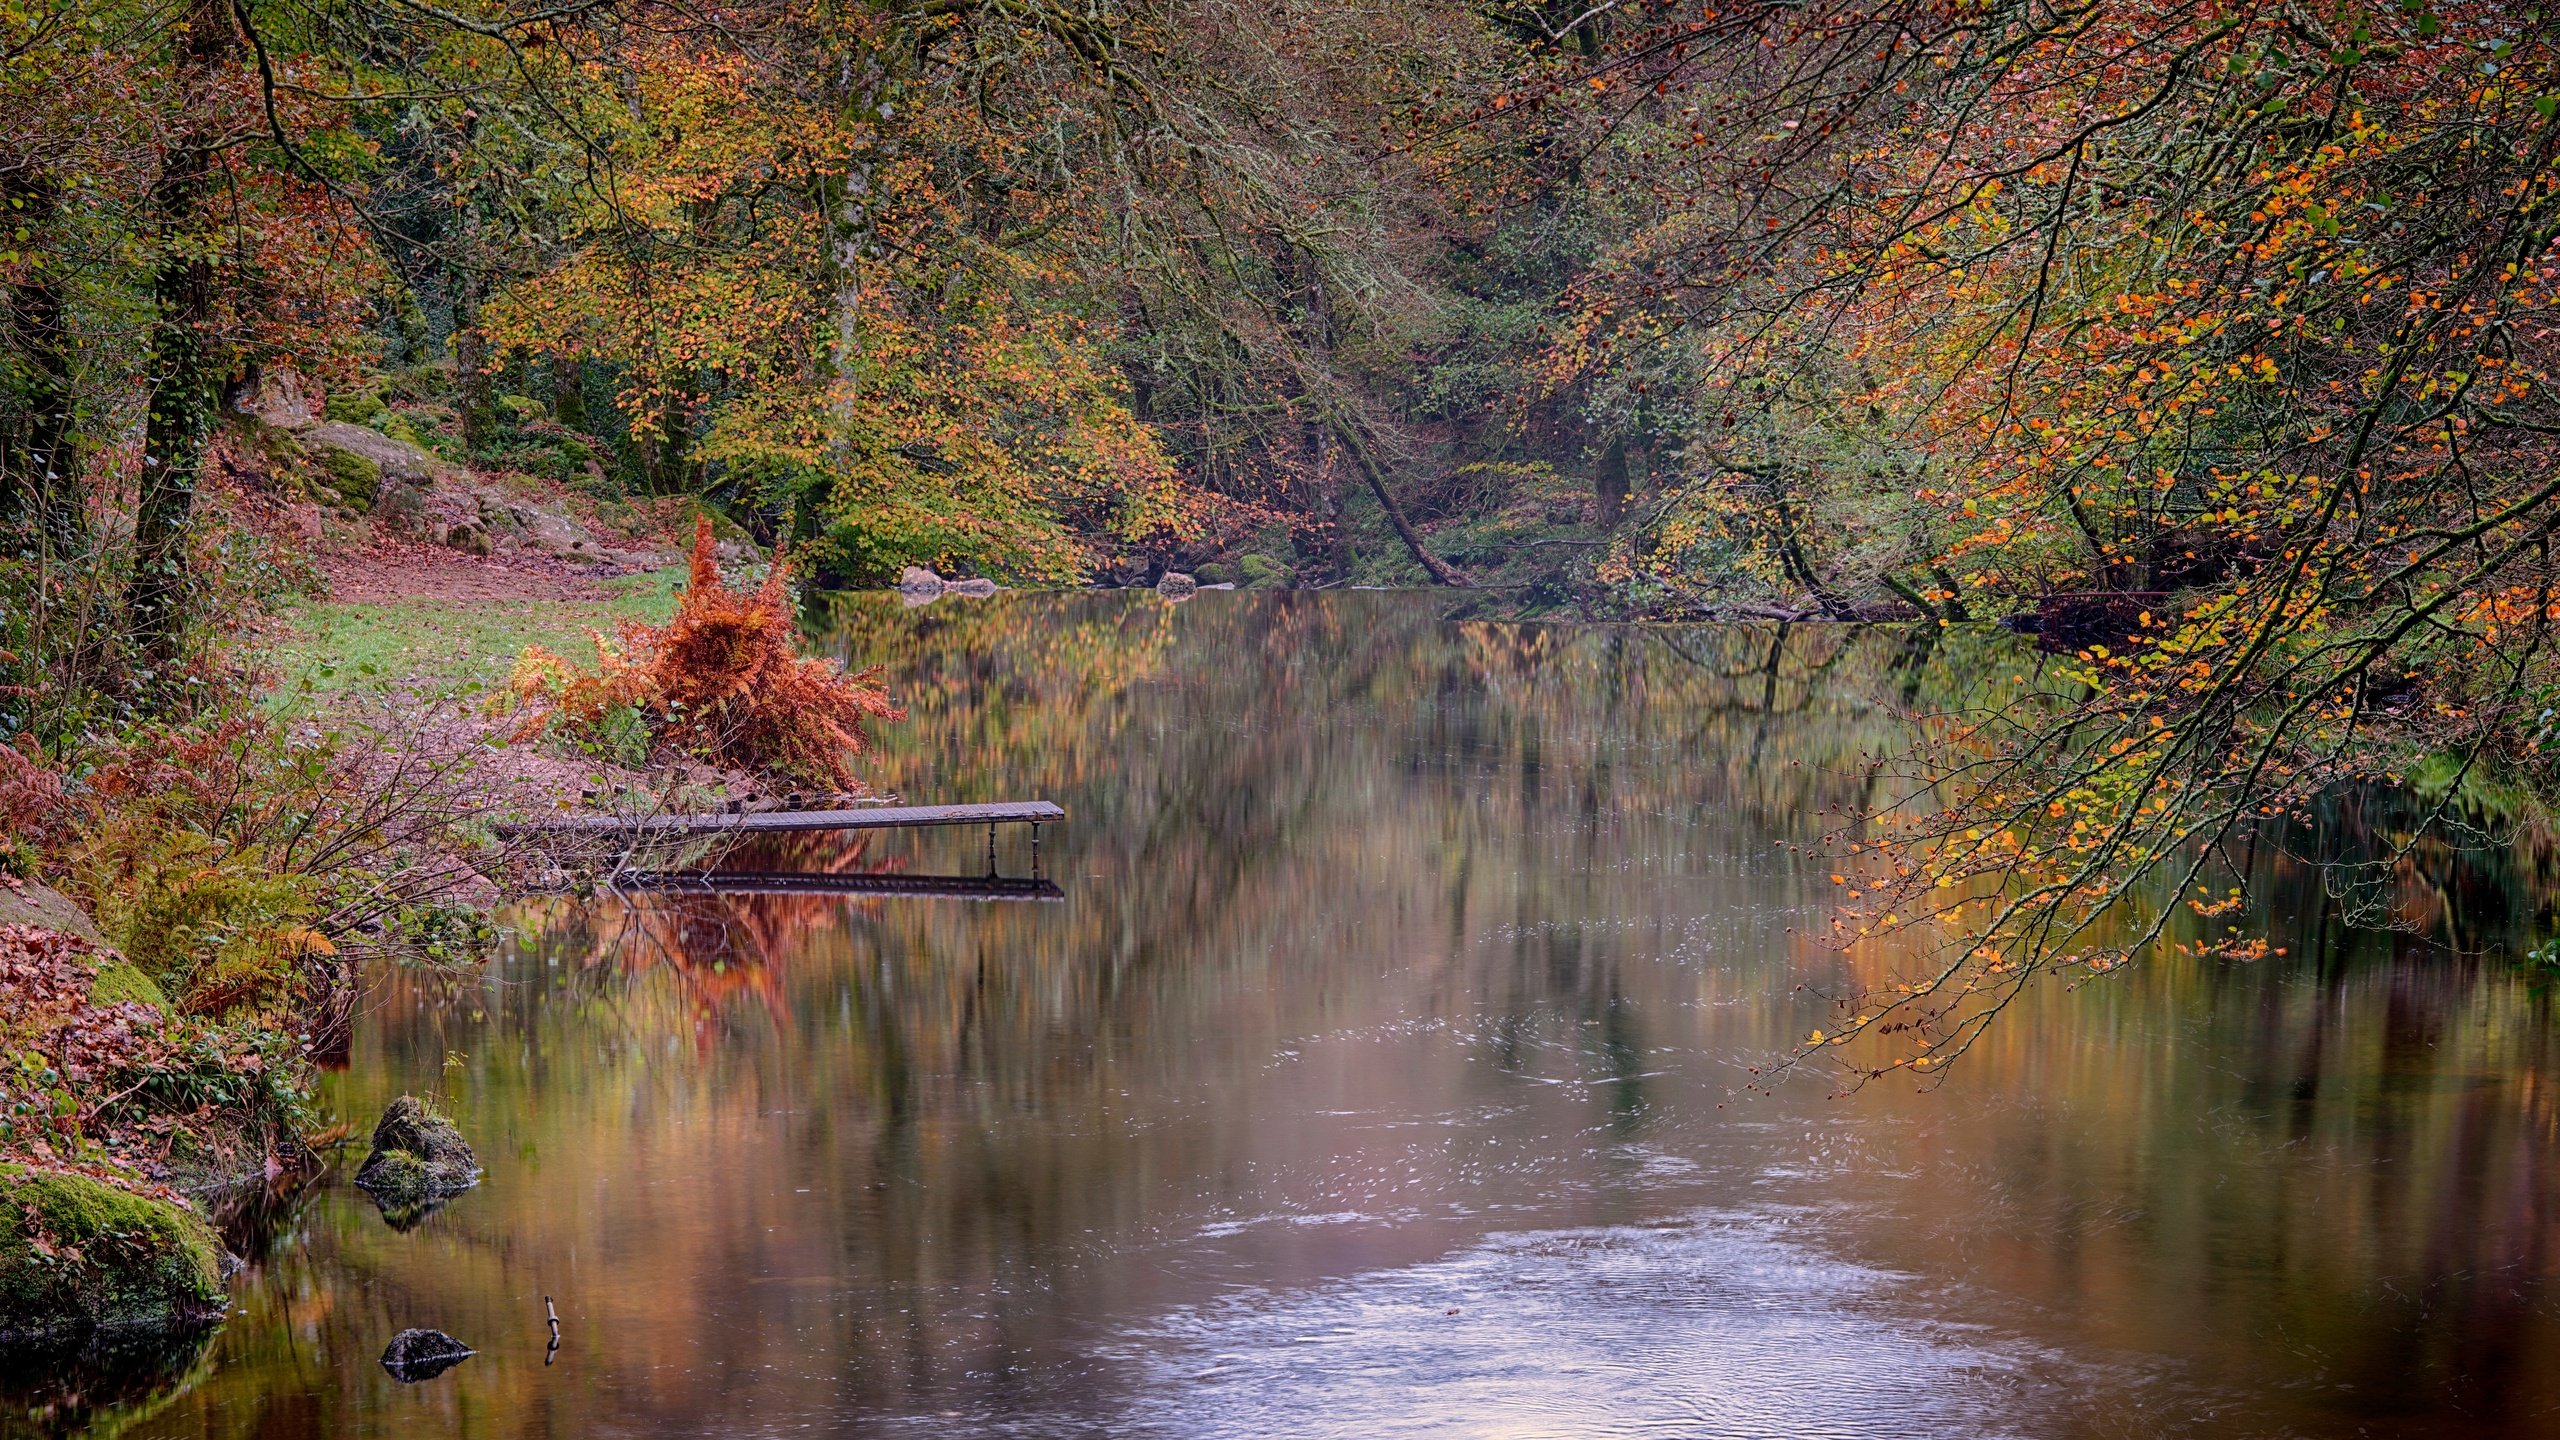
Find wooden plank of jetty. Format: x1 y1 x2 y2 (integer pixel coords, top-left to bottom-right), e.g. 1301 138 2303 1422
620 870 1065 902
499 800 1064 838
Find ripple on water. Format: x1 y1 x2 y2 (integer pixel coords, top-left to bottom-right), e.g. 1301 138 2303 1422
1105 1211 2165 1440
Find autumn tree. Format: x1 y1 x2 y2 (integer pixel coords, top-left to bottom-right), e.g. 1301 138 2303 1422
1515 0 2560 1069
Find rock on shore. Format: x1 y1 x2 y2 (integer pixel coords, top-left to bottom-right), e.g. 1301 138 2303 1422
0 1167 224 1340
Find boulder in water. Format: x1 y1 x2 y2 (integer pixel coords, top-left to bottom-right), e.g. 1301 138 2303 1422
380 1328 474 1382
946 577 998 597
1155 570 1198 599
353 1097 479 1225
897 565 945 597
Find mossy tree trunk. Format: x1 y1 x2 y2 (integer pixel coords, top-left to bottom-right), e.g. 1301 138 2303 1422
551 353 587 431
1596 436 1629 527
130 0 237 689
454 315 498 453
816 9 922 467
1 174 81 558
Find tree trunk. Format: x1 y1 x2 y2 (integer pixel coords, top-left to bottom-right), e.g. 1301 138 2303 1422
552 354 588 432
818 42 902 450
651 389 693 493
1330 416 1468 587
3 175 81 556
1596 436 1630 526
130 0 237 687
1769 493 1855 620
454 311 497 453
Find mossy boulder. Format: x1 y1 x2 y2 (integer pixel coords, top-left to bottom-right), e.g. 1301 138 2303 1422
0 880 106 947
319 448 381 506
1192 561 1236 586
303 420 438 488
0 1167 224 1339
1237 553 1290 589
322 388 387 425
353 1097 478 1225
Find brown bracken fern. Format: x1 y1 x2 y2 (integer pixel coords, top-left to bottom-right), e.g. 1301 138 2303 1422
510 517 903 789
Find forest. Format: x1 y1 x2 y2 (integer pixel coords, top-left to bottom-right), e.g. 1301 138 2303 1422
3 0 2559 1411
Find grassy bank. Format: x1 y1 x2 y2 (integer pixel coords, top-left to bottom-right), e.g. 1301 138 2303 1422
262 567 683 697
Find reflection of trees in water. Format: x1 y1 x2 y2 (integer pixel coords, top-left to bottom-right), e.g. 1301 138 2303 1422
241 595 1946 1430
2266 786 2560 956
130 595 2560 1436
1874 904 2560 1429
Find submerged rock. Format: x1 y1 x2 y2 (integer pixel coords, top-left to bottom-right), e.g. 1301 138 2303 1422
353 1097 479 1226
1155 571 1198 599
380 1328 474 1382
0 1166 225 1340
897 565 945 597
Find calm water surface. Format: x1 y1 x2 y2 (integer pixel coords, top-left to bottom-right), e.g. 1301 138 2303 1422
45 592 2560 1437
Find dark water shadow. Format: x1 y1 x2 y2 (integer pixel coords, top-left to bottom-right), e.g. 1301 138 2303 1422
0 1322 218 1435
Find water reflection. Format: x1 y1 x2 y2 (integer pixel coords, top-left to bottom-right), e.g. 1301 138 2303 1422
54 593 2560 1439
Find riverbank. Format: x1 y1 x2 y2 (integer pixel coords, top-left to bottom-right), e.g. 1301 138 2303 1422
0 469 664 1341
0 452 911 1355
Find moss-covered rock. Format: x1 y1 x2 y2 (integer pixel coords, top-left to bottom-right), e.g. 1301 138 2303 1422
0 880 106 947
0 1167 224 1339
1193 561 1236 586
1237 553 1291 589
322 388 387 425
319 448 381 506
353 1097 479 1227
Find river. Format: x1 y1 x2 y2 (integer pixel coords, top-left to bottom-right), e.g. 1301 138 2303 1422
45 591 2560 1438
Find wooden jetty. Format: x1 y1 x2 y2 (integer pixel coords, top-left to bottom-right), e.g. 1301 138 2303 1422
501 800 1064 838
619 870 1064 902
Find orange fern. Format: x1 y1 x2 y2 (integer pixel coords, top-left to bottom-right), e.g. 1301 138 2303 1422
510 517 903 789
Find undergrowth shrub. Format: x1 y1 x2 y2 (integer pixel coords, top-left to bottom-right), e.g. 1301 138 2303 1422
0 924 310 1179
509 516 903 788
0 741 72 876
45 709 499 1020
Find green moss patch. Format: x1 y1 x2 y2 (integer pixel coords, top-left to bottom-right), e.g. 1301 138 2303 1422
0 1167 223 1338
320 449 381 505
85 963 168 1013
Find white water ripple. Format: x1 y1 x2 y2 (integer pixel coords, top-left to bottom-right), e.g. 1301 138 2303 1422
1103 1211 2175 1440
